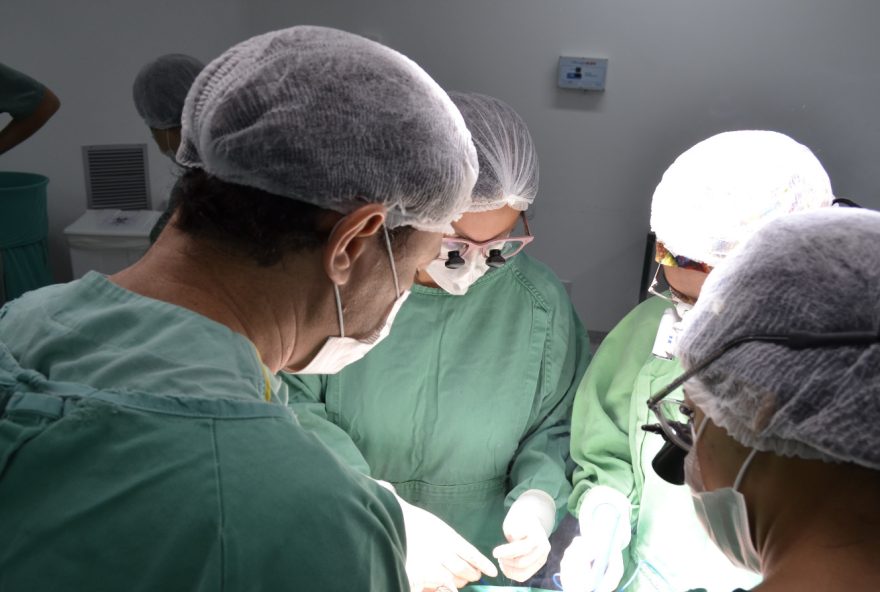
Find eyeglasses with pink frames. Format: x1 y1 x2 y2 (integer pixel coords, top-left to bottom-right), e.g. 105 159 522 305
437 213 534 269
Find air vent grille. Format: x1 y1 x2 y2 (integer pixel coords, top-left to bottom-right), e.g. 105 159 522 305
82 144 150 210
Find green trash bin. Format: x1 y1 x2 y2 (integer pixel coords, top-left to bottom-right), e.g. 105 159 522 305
0 172 53 305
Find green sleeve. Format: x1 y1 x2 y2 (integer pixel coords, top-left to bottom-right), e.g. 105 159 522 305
506 298 591 527
283 373 372 476
0 63 46 119
568 298 666 520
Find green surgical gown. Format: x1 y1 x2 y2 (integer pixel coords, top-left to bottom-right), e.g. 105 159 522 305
285 254 590 584
568 296 761 592
0 272 408 591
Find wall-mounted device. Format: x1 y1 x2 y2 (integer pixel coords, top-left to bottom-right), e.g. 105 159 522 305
558 56 608 91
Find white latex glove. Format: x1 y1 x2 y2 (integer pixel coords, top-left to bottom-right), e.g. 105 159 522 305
377 481 498 591
559 486 632 592
492 489 556 582
560 536 624 592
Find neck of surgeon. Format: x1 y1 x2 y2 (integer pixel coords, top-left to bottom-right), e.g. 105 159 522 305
750 455 880 591
110 217 329 373
698 411 880 592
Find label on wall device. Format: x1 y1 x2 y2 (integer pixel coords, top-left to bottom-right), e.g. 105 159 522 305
558 56 608 91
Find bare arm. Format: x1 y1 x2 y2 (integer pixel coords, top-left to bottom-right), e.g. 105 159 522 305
0 87 60 155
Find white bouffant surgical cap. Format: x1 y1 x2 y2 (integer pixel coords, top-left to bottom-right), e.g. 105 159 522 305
678 208 880 470
651 130 834 267
448 92 538 213
177 26 477 232
132 53 204 130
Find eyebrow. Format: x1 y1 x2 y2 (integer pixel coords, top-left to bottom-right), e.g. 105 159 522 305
448 223 516 243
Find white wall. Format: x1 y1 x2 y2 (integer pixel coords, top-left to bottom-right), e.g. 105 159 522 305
245 0 880 331
3 0 879 331
0 0 246 281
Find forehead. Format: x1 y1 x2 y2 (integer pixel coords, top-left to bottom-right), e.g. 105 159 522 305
450 205 521 242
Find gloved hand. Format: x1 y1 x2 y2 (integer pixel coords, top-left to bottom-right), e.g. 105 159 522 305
559 535 625 592
377 481 498 591
559 486 632 592
492 489 556 582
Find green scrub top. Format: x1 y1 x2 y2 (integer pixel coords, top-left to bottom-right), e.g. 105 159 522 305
0 272 408 592
285 254 590 583
0 62 46 119
568 296 761 592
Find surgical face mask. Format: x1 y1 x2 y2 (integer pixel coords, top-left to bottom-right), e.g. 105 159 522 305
649 265 697 313
651 298 694 360
685 416 762 573
294 226 408 375
425 248 490 295
671 297 692 320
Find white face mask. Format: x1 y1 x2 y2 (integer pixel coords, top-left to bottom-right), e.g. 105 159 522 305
671 296 693 321
685 416 762 573
293 226 408 375
651 298 694 360
424 249 490 295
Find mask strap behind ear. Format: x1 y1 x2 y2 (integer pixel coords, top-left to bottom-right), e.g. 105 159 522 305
333 284 345 338
733 449 759 492
382 225 401 297
331 221 398 339
692 412 711 445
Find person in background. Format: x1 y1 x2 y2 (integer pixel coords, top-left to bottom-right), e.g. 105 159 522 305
561 131 833 592
0 62 60 155
131 53 204 241
647 207 880 591
0 26 476 591
286 91 590 590
132 53 203 158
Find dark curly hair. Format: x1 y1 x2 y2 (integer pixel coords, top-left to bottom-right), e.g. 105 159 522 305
172 168 414 266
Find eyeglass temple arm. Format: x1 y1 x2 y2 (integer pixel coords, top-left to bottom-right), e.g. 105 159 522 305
646 329 880 409
832 197 862 208
786 330 880 348
521 212 531 236
645 334 787 409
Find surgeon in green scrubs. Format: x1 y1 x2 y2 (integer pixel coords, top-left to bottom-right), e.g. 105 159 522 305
0 26 478 591
560 131 834 592
285 92 590 590
671 208 880 592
